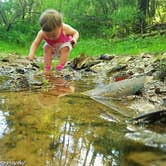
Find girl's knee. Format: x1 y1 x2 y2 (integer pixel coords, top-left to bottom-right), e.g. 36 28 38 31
60 46 70 54
44 45 52 53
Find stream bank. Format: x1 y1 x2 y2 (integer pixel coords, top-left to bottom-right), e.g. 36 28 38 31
0 52 166 166
0 52 165 119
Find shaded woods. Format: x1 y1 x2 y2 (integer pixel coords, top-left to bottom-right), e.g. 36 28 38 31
0 0 166 44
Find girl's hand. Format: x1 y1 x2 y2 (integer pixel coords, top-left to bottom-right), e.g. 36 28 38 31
71 38 77 47
28 54 35 61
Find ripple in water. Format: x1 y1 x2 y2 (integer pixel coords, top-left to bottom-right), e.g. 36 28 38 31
0 110 8 138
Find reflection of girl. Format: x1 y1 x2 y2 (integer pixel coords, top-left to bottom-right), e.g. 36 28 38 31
37 74 75 108
28 9 79 71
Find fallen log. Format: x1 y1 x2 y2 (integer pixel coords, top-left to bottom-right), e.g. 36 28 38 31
84 76 147 98
90 96 137 118
141 29 166 38
82 76 148 118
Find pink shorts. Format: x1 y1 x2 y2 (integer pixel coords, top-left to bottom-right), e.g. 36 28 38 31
43 42 72 57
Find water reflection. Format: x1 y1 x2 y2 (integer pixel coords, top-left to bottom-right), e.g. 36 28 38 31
126 126 166 150
0 89 123 165
43 71 75 96
0 109 8 138
0 73 166 166
50 118 121 166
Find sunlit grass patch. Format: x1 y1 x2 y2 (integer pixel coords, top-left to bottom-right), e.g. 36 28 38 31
0 35 165 59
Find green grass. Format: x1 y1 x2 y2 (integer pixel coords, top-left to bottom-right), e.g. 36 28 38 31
0 35 166 59
0 40 29 56
71 35 166 57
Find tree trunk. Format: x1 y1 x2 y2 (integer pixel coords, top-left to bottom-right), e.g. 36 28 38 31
134 0 149 33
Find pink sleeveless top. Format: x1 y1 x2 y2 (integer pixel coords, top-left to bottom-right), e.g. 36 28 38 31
44 28 72 46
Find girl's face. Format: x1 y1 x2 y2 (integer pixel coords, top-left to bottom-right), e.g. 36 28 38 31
44 27 61 40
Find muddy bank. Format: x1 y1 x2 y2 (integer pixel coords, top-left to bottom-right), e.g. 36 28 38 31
0 52 166 123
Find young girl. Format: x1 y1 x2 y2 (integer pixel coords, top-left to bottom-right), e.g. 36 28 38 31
28 9 79 71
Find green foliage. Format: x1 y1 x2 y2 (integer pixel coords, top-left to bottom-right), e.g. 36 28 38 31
0 0 41 30
112 7 136 25
155 0 166 22
111 6 137 37
0 0 166 55
1 35 165 58
0 28 36 46
0 0 41 45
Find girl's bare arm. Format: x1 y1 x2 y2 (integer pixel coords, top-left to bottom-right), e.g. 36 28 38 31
28 30 44 60
63 23 79 46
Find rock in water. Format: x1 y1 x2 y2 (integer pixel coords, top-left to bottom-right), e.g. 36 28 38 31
132 110 166 124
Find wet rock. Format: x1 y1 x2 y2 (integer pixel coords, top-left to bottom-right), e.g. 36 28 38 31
98 54 114 60
107 65 127 76
90 62 109 73
132 110 166 124
70 53 101 70
16 68 25 74
70 53 91 69
1 57 10 62
157 71 166 82
154 58 166 82
163 98 166 107
12 75 29 90
141 53 153 59
130 100 156 114
107 64 127 73
0 75 13 91
0 54 44 91
31 62 40 69
155 87 166 94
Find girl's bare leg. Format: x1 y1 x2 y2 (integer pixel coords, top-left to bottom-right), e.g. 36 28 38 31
59 46 70 66
44 45 52 71
56 46 70 71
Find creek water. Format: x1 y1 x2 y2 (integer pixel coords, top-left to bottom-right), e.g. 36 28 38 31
0 74 166 166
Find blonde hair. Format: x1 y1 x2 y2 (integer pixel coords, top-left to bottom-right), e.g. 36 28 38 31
39 9 62 32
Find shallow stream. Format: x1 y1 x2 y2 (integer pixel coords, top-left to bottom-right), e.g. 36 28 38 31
0 74 166 166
